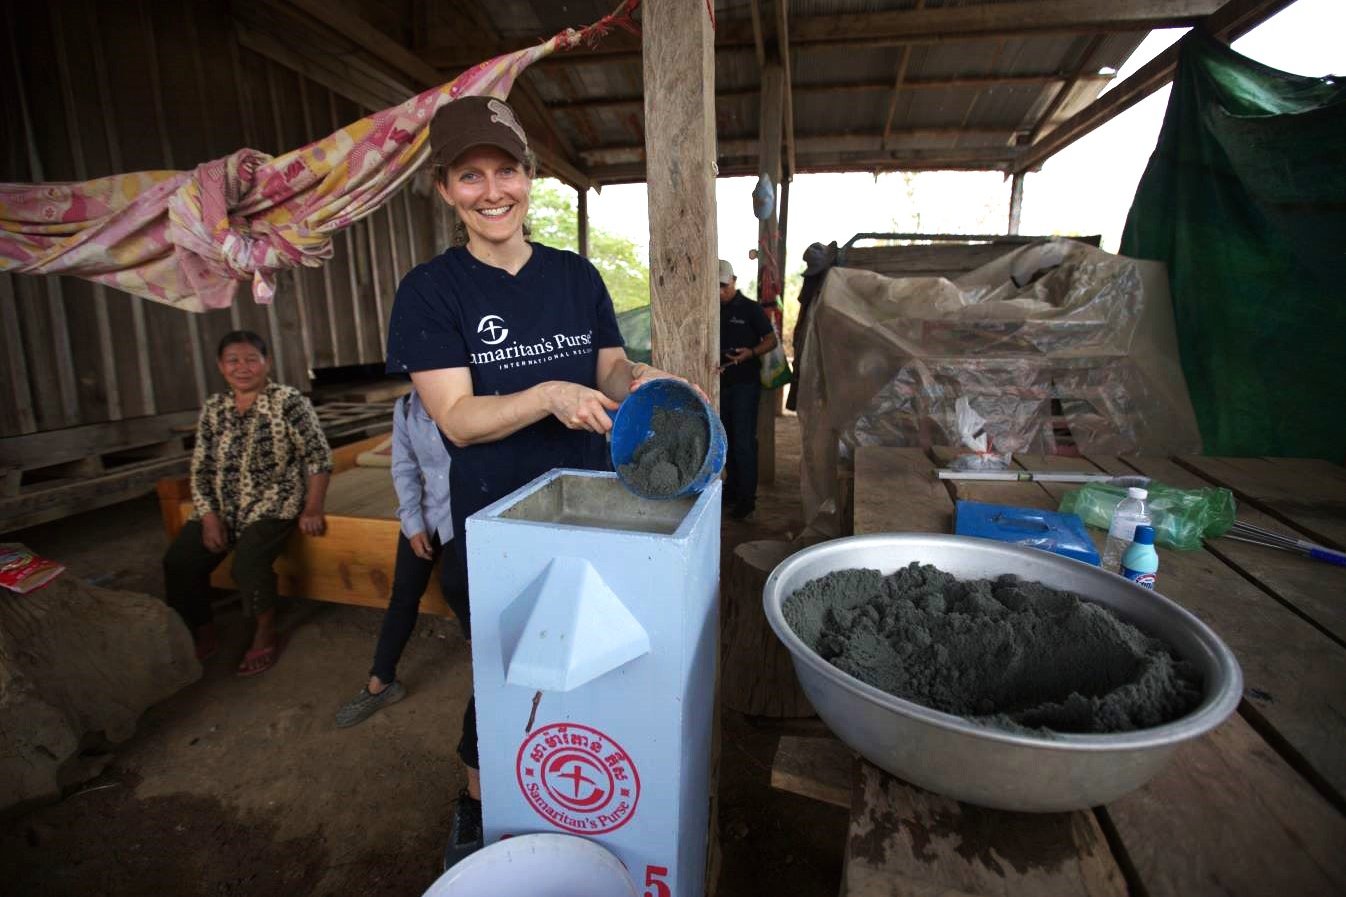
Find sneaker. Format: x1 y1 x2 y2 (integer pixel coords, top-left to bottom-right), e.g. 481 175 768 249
443 791 484 870
335 681 406 728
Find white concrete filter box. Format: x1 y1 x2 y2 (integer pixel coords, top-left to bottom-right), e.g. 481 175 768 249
467 469 721 897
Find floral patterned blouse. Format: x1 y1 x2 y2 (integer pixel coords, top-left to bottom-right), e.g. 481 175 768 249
190 382 333 531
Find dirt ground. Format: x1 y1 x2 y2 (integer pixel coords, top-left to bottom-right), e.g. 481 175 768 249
0 414 847 896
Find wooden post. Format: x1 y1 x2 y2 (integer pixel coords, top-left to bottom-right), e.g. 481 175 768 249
577 187 589 258
756 63 784 485
722 540 817 717
1008 171 1025 235
643 0 719 402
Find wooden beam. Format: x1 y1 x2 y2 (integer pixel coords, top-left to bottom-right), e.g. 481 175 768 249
1008 172 1025 234
720 0 1224 48
588 148 1023 184
577 188 589 258
1015 0 1296 172
284 0 443 87
776 0 796 178
1026 34 1107 145
0 410 200 472
548 73 1113 113
235 22 399 113
582 129 1020 166
279 0 588 188
748 0 766 70
425 38 642 71
0 454 194 534
643 0 720 403
426 0 1221 67
757 63 785 485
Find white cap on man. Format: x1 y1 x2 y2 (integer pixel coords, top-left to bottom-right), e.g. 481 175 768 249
718 259 735 285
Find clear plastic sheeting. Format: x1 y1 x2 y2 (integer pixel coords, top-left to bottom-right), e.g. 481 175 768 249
796 239 1203 536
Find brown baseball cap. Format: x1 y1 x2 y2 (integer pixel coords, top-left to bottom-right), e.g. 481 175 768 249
429 96 530 168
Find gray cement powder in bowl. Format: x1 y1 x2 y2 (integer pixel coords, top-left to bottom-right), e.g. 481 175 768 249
619 407 708 496
783 563 1203 735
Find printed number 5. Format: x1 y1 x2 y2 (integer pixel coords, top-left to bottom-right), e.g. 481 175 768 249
643 865 670 897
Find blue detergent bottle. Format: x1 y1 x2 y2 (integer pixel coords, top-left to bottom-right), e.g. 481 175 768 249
1121 525 1159 590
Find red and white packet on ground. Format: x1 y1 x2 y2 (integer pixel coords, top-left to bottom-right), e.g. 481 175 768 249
0 543 66 594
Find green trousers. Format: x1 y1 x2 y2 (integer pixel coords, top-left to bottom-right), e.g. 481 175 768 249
163 517 296 628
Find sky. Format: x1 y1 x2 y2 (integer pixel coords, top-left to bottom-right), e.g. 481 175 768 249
574 0 1344 275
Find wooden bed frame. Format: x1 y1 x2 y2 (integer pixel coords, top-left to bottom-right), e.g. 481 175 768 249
155 433 453 617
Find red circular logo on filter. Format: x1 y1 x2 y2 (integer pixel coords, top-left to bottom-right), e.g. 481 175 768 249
516 722 641 834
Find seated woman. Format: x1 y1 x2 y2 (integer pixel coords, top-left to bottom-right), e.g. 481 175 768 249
163 330 333 676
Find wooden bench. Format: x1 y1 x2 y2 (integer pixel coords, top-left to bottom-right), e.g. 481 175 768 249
155 433 453 617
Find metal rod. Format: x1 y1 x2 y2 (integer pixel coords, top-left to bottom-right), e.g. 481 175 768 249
936 470 1149 486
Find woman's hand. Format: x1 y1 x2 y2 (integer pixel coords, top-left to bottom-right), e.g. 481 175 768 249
408 531 434 560
541 381 621 434
630 364 711 405
299 509 327 537
201 513 229 554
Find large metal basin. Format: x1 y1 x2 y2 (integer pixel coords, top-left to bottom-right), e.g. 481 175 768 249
763 534 1242 811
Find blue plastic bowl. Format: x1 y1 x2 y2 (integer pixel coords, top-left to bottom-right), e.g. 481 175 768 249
610 378 726 499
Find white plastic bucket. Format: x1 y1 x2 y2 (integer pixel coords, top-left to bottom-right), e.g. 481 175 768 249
422 833 638 897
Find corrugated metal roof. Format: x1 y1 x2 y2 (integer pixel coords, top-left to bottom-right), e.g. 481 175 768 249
427 0 1188 183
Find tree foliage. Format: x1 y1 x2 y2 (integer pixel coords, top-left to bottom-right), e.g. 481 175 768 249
528 180 651 313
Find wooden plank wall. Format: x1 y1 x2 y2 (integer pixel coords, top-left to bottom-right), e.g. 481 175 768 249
0 0 438 440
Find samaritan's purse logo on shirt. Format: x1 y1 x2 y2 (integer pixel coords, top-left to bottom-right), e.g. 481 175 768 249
477 315 509 345
470 324 596 370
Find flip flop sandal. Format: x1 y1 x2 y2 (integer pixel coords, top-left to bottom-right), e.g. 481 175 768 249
236 635 286 677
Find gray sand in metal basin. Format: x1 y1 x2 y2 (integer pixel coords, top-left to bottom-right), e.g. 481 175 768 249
619 407 708 496
783 562 1202 734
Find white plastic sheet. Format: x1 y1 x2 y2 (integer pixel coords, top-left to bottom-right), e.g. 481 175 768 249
795 239 1202 535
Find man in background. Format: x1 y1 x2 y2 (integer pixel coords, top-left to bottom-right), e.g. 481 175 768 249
717 259 777 520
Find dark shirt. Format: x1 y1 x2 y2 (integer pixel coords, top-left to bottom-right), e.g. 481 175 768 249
384 243 625 537
719 290 775 386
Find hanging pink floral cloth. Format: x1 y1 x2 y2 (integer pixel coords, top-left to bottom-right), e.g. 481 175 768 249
0 4 638 313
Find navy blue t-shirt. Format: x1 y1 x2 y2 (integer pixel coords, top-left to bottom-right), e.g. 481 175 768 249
385 243 625 539
719 291 775 386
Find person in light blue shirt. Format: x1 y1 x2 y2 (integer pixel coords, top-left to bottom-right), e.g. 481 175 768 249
335 390 467 727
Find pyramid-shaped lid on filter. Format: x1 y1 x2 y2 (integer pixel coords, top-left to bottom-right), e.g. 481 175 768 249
500 556 651 692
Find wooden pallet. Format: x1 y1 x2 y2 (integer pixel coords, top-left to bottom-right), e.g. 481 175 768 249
314 401 397 441
0 402 395 534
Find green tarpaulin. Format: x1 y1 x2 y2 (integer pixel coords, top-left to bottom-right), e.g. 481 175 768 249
1120 31 1346 460
616 305 651 364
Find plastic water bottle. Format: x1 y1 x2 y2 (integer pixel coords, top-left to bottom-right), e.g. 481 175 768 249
1102 487 1150 572
1121 525 1160 589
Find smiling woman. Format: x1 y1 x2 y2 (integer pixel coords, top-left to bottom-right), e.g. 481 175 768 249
374 95 700 868
162 330 333 677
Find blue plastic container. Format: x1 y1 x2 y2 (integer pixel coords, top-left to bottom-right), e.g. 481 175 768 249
610 378 726 500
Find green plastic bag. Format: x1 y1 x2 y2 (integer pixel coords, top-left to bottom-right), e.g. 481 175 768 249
1058 481 1236 551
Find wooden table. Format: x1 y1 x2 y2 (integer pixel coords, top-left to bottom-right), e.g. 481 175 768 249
841 447 1346 897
